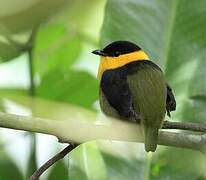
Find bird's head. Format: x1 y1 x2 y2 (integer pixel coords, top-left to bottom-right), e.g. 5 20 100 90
92 40 150 79
92 40 142 57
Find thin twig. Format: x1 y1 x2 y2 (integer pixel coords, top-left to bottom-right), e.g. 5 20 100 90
26 26 40 178
162 121 206 133
5 24 40 52
28 45 35 96
28 26 39 96
30 144 78 180
27 26 39 47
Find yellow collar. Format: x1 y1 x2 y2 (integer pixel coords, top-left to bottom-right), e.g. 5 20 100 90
97 50 149 79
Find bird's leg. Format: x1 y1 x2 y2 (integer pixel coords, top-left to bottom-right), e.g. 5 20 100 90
132 110 141 123
121 109 141 123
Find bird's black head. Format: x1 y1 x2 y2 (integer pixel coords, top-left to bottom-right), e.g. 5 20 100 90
92 41 141 57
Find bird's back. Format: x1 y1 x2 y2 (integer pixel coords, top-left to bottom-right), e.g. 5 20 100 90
127 61 167 151
126 61 167 127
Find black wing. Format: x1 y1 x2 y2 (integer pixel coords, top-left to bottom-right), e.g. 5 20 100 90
100 69 140 122
166 84 176 117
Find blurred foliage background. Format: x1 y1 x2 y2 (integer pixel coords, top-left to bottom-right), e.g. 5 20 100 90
0 0 206 179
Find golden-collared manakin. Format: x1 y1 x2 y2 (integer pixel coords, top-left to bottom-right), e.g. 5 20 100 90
92 41 176 152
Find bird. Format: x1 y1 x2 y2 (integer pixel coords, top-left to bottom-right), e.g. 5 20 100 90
92 40 176 152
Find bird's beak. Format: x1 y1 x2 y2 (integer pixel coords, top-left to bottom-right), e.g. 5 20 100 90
92 49 107 56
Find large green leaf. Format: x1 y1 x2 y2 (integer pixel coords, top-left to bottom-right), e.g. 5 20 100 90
69 142 107 180
101 150 145 180
68 141 146 180
99 0 206 180
60 0 106 43
48 160 68 180
37 70 98 110
34 24 82 76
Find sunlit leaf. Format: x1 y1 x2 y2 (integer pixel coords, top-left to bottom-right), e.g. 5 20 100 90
34 24 82 76
0 0 68 34
0 90 95 120
37 70 98 110
61 0 106 42
69 142 107 180
68 141 146 180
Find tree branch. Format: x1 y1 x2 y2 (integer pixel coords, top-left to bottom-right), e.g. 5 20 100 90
0 112 205 152
162 120 206 133
5 25 40 53
159 131 206 152
30 144 78 180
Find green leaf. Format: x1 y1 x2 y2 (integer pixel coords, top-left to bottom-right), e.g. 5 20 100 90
101 152 145 180
68 141 146 180
151 147 205 180
0 148 23 180
34 24 82 76
33 0 106 78
37 70 98 110
101 0 206 122
99 0 206 179
0 41 22 62
69 142 107 180
0 91 96 121
61 0 106 43
48 160 68 180
0 0 68 34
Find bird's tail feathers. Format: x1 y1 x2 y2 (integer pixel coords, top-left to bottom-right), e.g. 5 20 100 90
144 126 159 152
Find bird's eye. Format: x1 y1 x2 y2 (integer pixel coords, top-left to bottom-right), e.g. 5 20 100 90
114 51 121 57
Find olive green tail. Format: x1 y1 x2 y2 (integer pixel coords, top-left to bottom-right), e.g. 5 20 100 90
144 126 159 152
